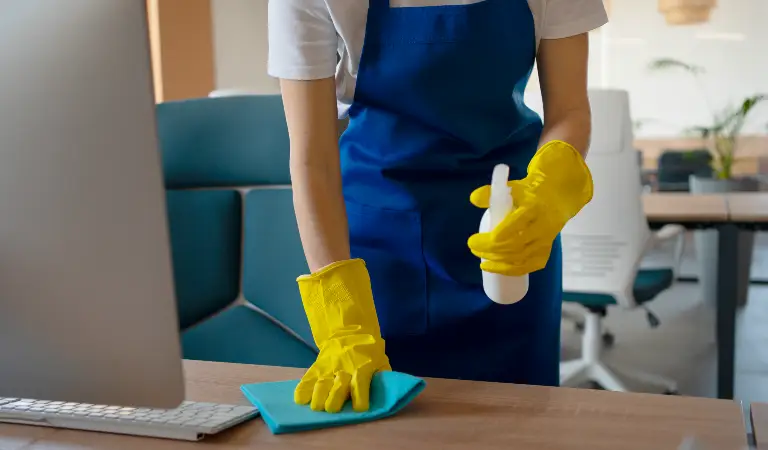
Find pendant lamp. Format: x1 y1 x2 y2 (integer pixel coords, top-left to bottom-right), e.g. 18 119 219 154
658 0 716 25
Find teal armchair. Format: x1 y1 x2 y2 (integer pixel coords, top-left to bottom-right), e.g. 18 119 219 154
156 95 316 368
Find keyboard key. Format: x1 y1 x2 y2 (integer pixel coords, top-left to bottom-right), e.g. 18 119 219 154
232 406 256 415
210 416 234 425
0 400 258 440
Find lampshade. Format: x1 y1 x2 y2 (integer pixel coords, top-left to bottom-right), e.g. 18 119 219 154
658 0 716 25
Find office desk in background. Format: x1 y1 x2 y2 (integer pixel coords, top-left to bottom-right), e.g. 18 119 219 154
0 361 748 450
727 193 768 224
752 403 768 448
643 193 738 401
642 193 768 400
642 193 729 224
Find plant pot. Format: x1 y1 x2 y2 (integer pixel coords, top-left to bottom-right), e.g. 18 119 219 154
690 175 759 308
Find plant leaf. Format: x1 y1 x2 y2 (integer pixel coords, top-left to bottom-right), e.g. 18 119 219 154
684 125 712 138
648 58 705 75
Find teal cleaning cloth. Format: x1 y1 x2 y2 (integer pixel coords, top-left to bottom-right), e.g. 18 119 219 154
240 371 426 434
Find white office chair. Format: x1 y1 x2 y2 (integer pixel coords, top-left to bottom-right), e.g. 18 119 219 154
559 89 685 393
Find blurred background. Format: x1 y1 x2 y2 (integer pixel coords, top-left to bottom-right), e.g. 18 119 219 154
146 0 768 408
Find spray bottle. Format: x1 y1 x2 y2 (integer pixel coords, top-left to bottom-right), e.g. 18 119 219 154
479 164 529 304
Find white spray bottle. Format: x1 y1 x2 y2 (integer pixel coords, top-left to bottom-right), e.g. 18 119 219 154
479 164 529 304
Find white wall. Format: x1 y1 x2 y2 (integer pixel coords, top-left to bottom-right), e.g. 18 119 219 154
211 0 278 94
529 0 768 138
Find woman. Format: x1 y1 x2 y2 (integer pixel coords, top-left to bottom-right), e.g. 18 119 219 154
268 0 607 413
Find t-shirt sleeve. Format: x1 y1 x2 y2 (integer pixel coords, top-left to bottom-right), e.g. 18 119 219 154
267 0 338 80
541 0 608 40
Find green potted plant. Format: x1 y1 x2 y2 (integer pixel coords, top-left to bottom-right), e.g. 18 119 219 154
649 58 766 187
649 58 766 306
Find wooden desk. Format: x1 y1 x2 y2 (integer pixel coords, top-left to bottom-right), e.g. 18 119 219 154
643 193 729 223
727 193 768 223
0 361 748 450
752 403 768 448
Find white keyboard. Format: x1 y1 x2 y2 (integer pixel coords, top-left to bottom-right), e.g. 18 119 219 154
0 397 259 441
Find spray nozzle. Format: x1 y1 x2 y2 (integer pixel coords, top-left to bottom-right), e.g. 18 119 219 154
489 164 512 228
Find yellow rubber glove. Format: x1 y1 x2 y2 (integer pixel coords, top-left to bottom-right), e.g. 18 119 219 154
295 259 391 413
468 140 593 276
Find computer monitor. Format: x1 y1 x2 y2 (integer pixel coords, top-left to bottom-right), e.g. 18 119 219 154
0 1 184 408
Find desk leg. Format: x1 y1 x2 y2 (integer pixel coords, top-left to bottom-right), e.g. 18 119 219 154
716 223 739 399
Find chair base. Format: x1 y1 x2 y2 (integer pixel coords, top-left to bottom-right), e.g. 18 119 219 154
560 359 678 393
560 308 677 394
563 309 616 348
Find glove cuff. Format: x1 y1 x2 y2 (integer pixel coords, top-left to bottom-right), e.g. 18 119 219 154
528 140 594 213
297 259 382 346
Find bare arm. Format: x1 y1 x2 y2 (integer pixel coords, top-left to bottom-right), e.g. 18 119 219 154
281 78 350 272
536 33 592 157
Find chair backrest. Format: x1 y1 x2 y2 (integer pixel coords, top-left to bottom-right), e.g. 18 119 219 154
562 89 651 307
157 95 290 188
657 149 713 191
587 89 633 155
156 95 313 345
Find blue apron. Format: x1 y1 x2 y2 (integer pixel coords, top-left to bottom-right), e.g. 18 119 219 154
340 0 562 386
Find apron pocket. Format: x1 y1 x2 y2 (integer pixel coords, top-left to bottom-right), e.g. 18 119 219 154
346 201 427 337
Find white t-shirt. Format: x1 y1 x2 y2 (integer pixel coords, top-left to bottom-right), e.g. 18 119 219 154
268 0 608 117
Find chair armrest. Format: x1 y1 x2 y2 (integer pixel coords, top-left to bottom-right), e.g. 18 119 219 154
650 224 686 277
654 224 685 241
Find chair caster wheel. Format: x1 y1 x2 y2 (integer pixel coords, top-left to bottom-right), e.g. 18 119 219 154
574 322 585 332
602 332 615 348
587 381 603 390
663 389 679 395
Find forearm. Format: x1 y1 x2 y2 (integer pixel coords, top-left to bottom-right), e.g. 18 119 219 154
291 159 351 272
538 108 592 158
536 33 592 159
281 78 351 273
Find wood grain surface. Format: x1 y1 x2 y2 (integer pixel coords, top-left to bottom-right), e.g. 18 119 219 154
0 361 747 449
727 193 768 223
644 193 729 223
752 403 768 448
